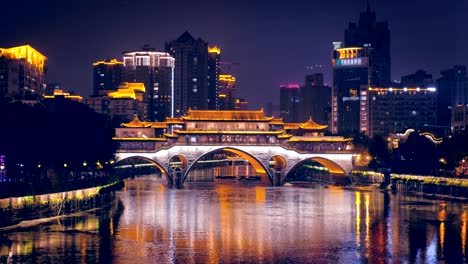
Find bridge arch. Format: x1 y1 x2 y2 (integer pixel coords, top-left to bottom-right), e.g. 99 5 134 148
269 155 287 170
182 147 272 185
114 155 171 183
169 154 188 170
283 156 346 183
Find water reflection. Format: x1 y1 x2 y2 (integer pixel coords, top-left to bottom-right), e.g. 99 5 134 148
0 196 123 263
1 176 468 263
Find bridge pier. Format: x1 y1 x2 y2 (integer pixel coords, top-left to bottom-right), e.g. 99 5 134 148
174 168 183 189
273 168 283 186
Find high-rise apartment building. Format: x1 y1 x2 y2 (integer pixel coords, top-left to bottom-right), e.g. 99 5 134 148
122 46 175 121
218 74 236 110
436 65 468 127
280 84 300 122
0 45 47 99
93 59 123 96
300 73 331 126
208 46 220 110
166 31 209 115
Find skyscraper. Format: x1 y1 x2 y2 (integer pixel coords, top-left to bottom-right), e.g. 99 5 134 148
122 46 175 121
208 46 220 110
93 59 123 96
0 45 47 99
280 84 300 122
332 45 372 134
332 6 391 135
218 74 236 110
300 73 331 126
344 5 390 86
436 65 468 127
166 31 209 116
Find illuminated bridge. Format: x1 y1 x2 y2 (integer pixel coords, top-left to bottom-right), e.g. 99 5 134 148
114 109 356 187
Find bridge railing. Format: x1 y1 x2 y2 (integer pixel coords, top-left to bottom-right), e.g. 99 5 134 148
115 141 354 155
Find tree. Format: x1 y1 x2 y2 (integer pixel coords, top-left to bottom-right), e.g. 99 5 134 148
0 99 117 192
398 132 438 175
368 135 391 171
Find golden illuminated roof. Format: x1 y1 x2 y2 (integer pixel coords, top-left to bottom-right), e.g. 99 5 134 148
299 117 328 130
173 130 285 135
43 89 83 101
93 59 123 66
119 82 145 92
219 74 236 82
121 114 152 128
0 45 47 71
269 117 284 125
283 123 300 130
165 117 185 124
288 136 351 143
284 117 328 130
208 46 221 54
149 122 168 129
182 109 273 121
163 133 179 138
278 134 293 139
108 82 145 100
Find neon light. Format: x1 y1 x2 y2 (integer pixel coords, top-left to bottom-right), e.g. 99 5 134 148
280 84 300 89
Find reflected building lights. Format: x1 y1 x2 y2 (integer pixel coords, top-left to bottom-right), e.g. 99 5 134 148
365 193 370 252
356 192 361 248
462 212 467 257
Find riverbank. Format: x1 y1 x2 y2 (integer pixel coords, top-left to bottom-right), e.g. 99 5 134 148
0 181 124 228
390 174 468 201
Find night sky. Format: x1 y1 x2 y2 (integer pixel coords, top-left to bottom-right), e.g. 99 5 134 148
1 0 466 109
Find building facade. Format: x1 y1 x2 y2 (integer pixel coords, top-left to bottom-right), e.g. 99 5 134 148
300 73 331 126
452 105 468 134
122 47 175 122
344 5 391 86
0 45 47 99
332 46 371 134
436 65 468 127
207 46 220 110
166 31 209 116
280 84 300 123
93 59 123 96
360 86 437 137
218 74 236 110
107 82 147 122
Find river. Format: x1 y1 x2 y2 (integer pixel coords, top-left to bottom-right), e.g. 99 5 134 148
1 175 467 263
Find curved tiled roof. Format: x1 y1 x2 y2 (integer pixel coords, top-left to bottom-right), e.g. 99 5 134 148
121 115 152 128
182 109 274 121
298 117 328 130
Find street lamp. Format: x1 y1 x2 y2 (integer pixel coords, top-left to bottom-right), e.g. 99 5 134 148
83 161 87 167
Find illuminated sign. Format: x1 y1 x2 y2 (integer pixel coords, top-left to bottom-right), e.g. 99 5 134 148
336 58 362 66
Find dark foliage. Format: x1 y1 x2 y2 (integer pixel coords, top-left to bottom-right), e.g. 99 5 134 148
397 132 439 175
0 99 117 187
